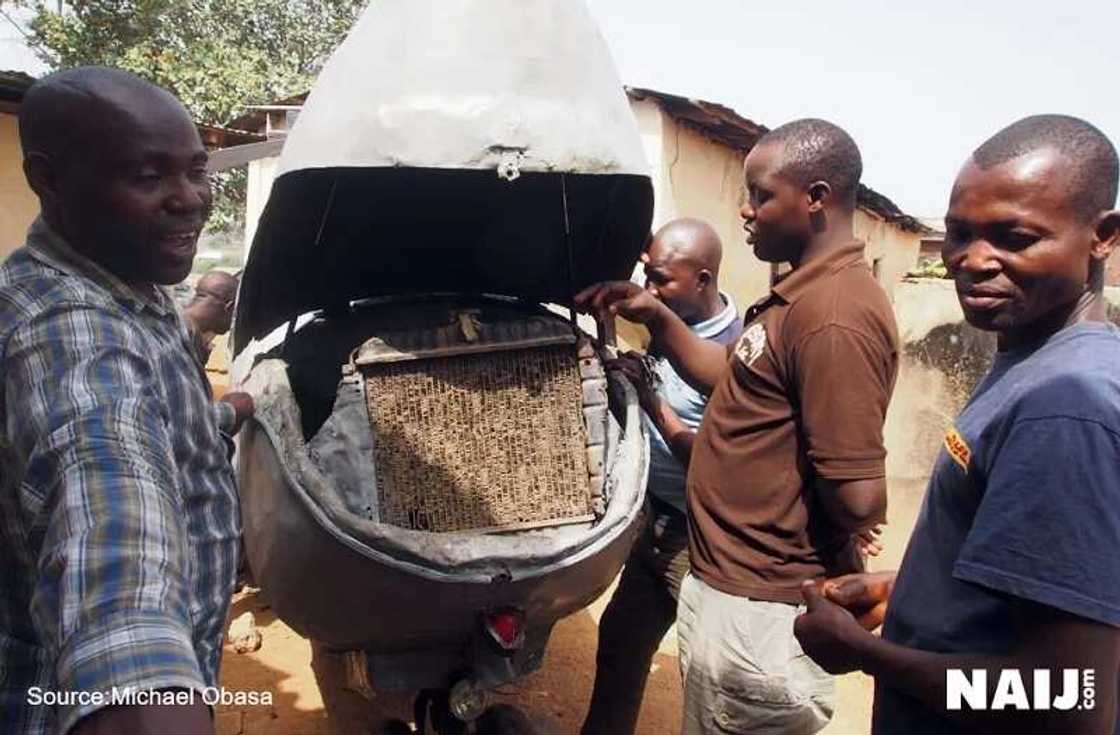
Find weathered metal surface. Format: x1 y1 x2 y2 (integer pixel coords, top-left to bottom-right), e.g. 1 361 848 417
236 355 647 651
276 0 648 177
350 312 576 366
359 344 595 533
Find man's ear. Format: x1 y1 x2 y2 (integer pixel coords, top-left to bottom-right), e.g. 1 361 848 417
1091 210 1120 263
22 152 57 204
807 180 832 214
696 268 713 290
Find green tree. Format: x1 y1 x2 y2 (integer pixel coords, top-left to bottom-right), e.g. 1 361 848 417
12 0 367 230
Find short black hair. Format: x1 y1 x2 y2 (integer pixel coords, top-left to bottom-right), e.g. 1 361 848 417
756 118 863 209
972 114 1118 221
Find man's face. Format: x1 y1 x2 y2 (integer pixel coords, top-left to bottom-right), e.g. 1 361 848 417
740 141 811 263
642 239 705 322
193 277 237 334
54 96 212 286
189 294 234 335
943 150 1101 339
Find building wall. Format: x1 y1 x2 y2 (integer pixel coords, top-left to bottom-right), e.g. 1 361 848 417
1106 254 1120 287
854 210 923 298
0 113 39 261
244 154 281 258
636 104 772 310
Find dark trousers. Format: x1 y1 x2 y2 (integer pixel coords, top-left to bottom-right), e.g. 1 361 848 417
581 501 690 735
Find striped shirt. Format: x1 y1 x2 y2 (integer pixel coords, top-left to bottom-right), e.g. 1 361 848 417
0 219 240 733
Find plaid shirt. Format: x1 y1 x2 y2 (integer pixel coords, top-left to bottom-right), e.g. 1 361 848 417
0 219 240 734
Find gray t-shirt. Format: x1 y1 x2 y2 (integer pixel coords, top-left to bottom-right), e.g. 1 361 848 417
875 321 1120 734
645 293 741 514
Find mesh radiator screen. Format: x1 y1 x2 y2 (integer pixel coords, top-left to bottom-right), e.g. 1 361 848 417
363 344 594 533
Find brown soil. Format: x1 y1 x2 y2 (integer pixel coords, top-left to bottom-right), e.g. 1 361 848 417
214 572 903 735
214 582 684 735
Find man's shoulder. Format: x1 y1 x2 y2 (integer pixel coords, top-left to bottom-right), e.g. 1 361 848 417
1 250 126 342
710 313 743 346
1011 326 1120 428
783 267 897 350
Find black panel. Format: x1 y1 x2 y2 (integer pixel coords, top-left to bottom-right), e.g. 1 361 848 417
234 168 653 353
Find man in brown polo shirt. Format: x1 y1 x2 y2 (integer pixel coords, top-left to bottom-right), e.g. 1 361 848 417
579 118 898 734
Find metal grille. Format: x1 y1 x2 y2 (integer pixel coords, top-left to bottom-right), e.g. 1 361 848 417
363 344 594 533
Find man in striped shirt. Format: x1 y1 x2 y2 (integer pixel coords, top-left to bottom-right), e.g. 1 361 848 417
1 67 251 734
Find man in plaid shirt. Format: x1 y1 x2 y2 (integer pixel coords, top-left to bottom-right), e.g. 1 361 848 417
0 67 252 734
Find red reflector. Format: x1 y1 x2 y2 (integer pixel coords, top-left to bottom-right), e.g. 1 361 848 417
486 611 522 648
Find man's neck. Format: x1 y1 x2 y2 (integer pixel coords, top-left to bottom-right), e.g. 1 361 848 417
681 291 725 325
791 218 855 270
41 211 156 294
998 290 1107 351
697 290 725 323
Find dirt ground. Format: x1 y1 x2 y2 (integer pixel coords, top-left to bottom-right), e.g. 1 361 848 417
213 474 922 735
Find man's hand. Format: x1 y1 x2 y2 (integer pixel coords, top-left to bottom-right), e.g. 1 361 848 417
822 570 896 631
219 391 254 435
794 581 875 674
855 524 885 559
575 281 665 327
605 352 658 410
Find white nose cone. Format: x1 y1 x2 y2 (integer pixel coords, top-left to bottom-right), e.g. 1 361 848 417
278 0 648 177
235 0 654 352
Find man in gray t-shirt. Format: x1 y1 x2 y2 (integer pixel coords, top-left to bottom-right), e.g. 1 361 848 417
582 218 740 735
793 115 1120 735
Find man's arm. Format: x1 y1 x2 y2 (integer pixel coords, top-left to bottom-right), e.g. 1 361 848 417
577 281 728 394
792 325 893 557
796 584 1119 735
608 352 697 467
7 305 211 734
216 390 254 436
816 477 887 533
644 395 696 467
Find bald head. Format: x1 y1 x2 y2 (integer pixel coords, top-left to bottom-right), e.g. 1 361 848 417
194 270 239 302
649 218 724 275
20 66 186 167
642 218 725 323
971 114 1118 222
188 270 239 335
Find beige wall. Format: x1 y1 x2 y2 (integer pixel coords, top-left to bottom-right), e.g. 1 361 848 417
854 210 922 299
0 113 39 261
632 101 772 311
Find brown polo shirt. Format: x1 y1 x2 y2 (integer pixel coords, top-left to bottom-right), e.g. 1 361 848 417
686 242 899 604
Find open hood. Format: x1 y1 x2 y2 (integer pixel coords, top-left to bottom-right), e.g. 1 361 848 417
234 0 654 353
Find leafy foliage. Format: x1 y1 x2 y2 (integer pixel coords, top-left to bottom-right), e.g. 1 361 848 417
12 0 367 230
906 256 949 279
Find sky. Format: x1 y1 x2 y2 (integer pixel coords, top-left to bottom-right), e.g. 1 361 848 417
583 0 1120 217
0 5 44 74
3 1 1117 217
